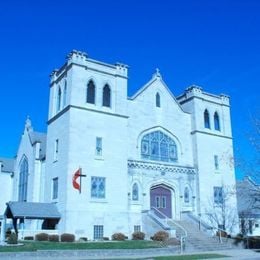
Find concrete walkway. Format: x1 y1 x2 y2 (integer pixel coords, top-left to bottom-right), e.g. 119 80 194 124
0 248 259 259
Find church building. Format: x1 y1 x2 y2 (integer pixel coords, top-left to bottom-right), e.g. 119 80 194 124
0 50 238 240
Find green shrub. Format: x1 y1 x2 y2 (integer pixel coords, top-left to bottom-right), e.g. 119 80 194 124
151 231 169 241
60 233 75 242
7 232 17 244
132 231 145 240
247 236 260 249
5 228 11 239
35 233 49 241
103 237 109 241
24 236 34 240
48 234 59 242
111 232 126 241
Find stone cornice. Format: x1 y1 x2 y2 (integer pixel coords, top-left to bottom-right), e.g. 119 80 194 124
191 130 232 139
47 105 128 125
128 159 196 174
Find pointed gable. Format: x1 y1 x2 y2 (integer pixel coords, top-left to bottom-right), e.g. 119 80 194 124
129 70 187 113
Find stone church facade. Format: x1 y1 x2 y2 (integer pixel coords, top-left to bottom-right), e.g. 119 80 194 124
0 50 238 240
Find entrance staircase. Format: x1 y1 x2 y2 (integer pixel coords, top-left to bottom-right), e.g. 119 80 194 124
171 218 234 252
146 209 240 252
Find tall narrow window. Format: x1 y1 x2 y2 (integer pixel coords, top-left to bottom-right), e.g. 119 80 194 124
184 187 190 203
156 92 161 107
214 155 219 170
214 112 220 131
56 87 62 112
214 186 223 204
86 80 95 104
18 158 29 202
52 177 58 199
161 196 166 208
204 109 210 129
132 183 139 201
54 139 59 161
96 137 102 156
102 84 111 107
63 81 67 108
155 196 160 208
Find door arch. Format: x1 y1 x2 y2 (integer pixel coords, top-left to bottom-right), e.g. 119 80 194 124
150 185 172 218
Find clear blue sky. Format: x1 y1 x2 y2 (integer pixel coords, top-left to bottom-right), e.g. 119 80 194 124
0 0 259 179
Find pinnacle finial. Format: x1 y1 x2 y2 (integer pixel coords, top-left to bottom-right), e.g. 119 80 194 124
25 116 33 132
153 68 161 79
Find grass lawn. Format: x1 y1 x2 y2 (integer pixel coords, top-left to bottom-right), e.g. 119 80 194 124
154 254 229 259
0 240 163 252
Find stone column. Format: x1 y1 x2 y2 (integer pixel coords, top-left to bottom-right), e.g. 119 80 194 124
0 216 6 243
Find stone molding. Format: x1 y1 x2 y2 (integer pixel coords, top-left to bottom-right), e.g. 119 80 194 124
128 159 196 174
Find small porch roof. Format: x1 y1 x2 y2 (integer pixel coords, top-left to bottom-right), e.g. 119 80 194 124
5 201 61 220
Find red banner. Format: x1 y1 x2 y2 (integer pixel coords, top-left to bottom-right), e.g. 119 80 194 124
72 168 81 191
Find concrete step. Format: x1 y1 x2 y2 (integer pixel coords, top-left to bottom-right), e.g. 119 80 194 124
169 219 235 252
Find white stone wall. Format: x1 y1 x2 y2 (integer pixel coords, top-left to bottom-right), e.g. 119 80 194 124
0 168 12 215
12 128 43 203
179 86 238 234
44 53 238 237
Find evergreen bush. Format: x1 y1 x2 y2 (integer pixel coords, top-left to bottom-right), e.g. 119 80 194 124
132 231 145 240
111 232 126 241
60 233 75 242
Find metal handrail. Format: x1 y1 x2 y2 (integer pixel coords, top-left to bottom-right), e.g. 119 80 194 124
187 213 227 243
151 207 187 253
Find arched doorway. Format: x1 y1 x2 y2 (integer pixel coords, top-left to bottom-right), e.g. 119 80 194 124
150 185 172 218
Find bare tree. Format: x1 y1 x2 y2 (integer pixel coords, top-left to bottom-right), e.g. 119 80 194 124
204 185 239 234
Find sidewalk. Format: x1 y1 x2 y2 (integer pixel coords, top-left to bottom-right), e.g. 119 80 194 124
0 248 259 259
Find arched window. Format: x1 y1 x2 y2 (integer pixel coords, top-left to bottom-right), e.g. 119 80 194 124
18 158 29 202
214 112 220 131
204 109 210 129
141 130 177 162
63 80 67 108
102 84 111 107
86 80 96 104
184 187 190 203
132 183 139 201
56 87 62 112
156 92 160 107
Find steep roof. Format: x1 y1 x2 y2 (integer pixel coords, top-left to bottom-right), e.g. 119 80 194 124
0 157 15 173
28 131 47 160
129 70 188 113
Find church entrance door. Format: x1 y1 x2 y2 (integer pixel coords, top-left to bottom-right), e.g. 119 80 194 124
150 185 172 218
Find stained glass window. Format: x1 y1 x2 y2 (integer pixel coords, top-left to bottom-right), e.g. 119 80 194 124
132 183 139 201
141 131 177 162
91 177 105 198
18 158 28 202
